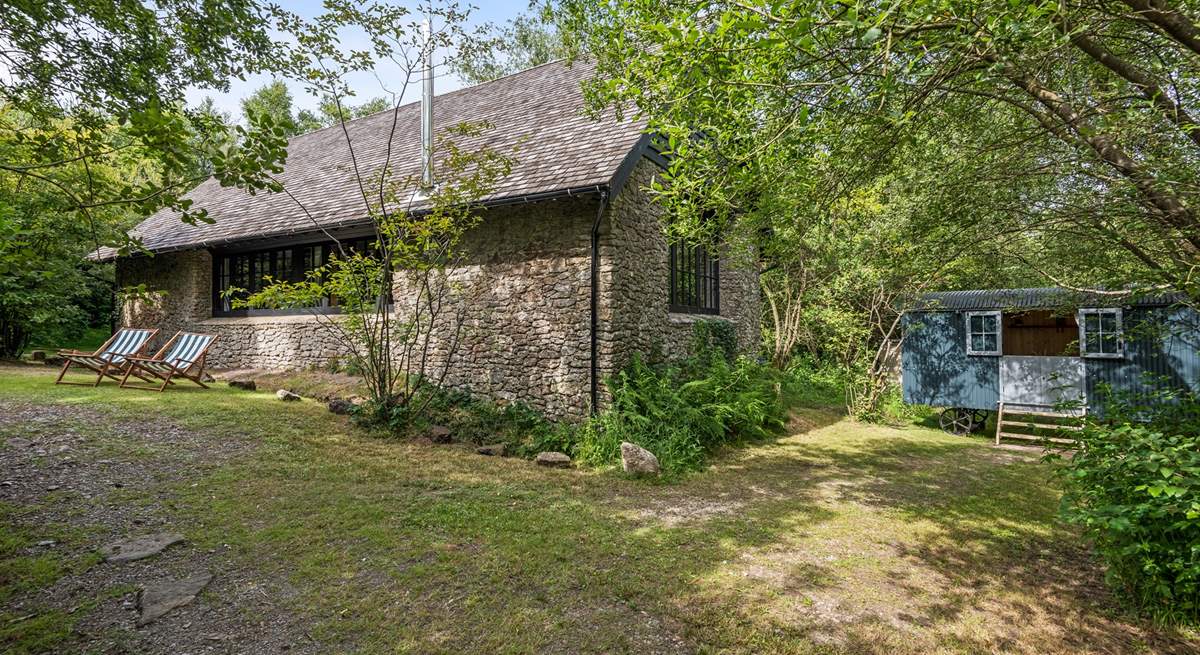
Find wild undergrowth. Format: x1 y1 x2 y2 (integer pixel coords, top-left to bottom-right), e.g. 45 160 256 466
1050 380 1200 625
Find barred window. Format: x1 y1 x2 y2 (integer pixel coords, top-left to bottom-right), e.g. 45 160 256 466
669 241 719 314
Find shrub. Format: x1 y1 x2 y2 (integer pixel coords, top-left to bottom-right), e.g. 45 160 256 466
378 385 567 458
1051 404 1200 623
782 357 847 408
577 347 786 475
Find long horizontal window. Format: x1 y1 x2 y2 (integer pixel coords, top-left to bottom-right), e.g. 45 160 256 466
212 237 378 316
669 241 719 315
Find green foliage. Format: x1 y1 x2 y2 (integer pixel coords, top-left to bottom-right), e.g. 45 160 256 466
690 318 737 363
781 358 847 409
577 329 787 475
453 10 569 84
380 386 570 458
555 0 1200 299
240 80 390 137
1051 420 1200 624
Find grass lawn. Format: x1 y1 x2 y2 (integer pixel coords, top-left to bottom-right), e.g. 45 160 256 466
0 364 1196 654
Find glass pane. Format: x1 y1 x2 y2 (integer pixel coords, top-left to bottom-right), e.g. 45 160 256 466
1085 313 1100 332
1100 332 1119 354
982 315 997 333
1100 312 1117 333
983 334 997 352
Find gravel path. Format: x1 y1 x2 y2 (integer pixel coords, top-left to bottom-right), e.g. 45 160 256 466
0 400 320 654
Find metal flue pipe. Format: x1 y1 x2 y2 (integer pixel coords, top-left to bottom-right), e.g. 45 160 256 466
421 18 434 189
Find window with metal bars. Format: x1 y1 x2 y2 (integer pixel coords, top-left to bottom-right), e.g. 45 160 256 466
668 241 719 314
212 237 379 316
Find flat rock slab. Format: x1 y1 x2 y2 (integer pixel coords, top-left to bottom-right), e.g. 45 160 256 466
535 451 571 468
100 533 185 563
138 572 213 626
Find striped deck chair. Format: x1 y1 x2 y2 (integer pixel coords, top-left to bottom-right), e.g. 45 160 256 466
119 331 219 392
55 327 159 387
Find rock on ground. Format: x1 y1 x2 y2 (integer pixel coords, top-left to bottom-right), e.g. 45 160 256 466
620 442 660 476
276 389 301 402
137 572 213 626
535 451 571 468
100 533 185 563
477 443 506 457
429 425 452 444
228 380 256 391
327 398 353 415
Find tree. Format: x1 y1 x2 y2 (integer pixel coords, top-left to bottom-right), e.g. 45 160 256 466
554 0 1200 301
234 2 512 419
241 81 392 137
0 107 147 355
453 11 569 83
241 81 305 137
0 0 288 241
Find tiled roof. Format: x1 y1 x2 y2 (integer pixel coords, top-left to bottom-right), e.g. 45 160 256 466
105 59 646 258
913 287 1184 311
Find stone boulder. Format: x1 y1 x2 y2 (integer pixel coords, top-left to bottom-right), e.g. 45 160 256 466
276 389 301 402
428 425 452 444
476 443 506 457
535 451 571 468
620 442 660 476
228 380 256 391
29 350 46 362
327 398 354 415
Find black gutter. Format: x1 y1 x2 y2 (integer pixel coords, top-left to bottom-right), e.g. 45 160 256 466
589 190 609 417
92 184 609 262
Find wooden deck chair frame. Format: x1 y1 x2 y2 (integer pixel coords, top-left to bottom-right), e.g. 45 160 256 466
55 327 160 387
119 331 219 392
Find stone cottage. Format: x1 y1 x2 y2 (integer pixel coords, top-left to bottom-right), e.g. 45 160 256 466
103 60 760 419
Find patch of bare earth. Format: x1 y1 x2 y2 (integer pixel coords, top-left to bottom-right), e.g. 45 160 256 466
0 400 318 654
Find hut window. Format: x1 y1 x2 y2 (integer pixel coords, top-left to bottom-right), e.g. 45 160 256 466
669 241 719 314
1079 308 1123 358
965 311 1001 356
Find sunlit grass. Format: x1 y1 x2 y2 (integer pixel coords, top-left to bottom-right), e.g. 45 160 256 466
1 364 1195 653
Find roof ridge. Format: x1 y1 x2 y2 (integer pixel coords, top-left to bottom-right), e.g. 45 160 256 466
285 58 578 143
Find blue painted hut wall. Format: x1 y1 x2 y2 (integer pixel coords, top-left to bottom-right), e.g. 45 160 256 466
1084 307 1200 402
901 312 999 410
903 305 1200 412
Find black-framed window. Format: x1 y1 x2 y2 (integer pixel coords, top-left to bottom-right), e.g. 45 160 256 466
669 241 719 314
212 237 379 316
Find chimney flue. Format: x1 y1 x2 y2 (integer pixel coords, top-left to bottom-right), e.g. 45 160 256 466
420 18 434 190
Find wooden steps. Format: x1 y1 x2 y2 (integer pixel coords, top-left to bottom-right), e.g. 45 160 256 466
995 402 1084 446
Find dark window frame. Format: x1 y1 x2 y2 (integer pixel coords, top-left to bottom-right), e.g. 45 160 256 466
211 237 383 317
668 241 720 315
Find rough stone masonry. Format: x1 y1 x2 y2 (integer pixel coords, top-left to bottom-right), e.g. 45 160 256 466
118 160 759 420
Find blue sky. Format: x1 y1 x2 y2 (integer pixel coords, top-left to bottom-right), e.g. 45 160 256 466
185 1 532 120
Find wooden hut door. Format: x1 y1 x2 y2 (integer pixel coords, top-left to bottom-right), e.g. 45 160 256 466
998 356 1086 413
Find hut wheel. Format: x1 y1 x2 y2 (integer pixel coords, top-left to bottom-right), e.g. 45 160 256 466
969 409 989 432
938 408 976 435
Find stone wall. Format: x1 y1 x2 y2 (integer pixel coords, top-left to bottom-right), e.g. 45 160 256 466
115 156 761 419
118 250 351 370
602 159 761 370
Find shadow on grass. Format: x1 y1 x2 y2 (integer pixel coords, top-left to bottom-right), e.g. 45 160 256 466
3 366 1196 654
616 424 1197 654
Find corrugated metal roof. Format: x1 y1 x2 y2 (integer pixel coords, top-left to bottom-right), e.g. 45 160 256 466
98 59 646 260
913 287 1185 312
